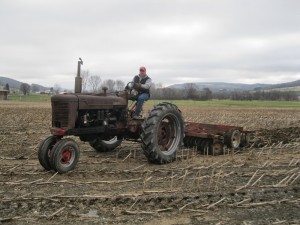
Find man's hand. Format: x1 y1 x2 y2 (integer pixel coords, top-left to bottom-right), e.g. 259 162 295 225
134 83 141 90
133 76 140 83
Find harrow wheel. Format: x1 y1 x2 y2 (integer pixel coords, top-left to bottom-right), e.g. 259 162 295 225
225 129 241 149
196 138 203 152
210 142 224 156
201 140 211 155
184 136 196 148
240 133 250 147
38 136 60 171
141 102 184 164
183 136 193 147
189 137 197 148
183 137 189 147
89 136 122 152
50 138 80 174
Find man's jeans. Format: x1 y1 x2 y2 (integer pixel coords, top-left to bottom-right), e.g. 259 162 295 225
135 93 150 116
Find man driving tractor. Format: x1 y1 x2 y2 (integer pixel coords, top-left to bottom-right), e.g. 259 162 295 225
132 66 152 119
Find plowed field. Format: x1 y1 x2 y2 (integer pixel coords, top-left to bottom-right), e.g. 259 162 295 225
0 101 299 225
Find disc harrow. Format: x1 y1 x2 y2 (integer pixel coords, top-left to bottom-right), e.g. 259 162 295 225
184 122 250 155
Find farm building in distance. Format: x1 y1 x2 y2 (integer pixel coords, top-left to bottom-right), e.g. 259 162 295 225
0 90 9 100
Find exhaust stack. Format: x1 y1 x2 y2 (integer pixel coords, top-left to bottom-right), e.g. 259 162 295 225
75 58 83 93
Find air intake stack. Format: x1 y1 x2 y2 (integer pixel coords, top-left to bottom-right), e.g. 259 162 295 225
75 58 83 93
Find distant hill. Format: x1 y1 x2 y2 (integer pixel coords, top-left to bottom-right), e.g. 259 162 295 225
168 79 300 92
0 76 23 88
264 79 300 90
0 76 49 91
31 83 49 92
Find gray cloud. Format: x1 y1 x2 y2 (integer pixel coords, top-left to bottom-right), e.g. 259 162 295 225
1 0 300 89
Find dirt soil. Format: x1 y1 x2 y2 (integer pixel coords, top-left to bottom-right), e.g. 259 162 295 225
0 101 300 225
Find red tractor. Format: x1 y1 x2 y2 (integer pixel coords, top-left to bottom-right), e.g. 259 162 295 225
38 60 184 173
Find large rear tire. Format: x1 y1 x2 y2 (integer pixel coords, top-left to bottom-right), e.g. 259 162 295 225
141 102 184 164
89 136 122 152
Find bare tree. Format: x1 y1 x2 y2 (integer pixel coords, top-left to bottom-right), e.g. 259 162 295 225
53 83 62 94
102 79 116 91
184 83 198 99
202 88 212 100
156 83 163 89
31 84 40 93
81 70 90 93
88 75 102 93
20 83 31 95
115 80 125 91
150 82 156 94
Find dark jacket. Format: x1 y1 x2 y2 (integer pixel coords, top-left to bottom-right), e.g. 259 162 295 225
133 75 152 94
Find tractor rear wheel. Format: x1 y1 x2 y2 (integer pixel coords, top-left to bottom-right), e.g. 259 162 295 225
89 136 122 152
38 136 59 171
50 138 80 173
141 102 184 164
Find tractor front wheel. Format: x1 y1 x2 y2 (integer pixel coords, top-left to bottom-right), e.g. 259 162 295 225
38 136 60 171
50 138 80 173
141 102 184 164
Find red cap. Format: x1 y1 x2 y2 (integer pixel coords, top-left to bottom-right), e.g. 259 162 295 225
139 66 146 72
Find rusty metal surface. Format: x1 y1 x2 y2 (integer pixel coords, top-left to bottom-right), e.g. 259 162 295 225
51 94 78 129
184 122 244 138
184 122 250 154
158 121 174 150
75 59 83 93
78 94 127 110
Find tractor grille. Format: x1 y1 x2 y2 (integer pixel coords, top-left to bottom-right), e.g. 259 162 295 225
52 102 70 128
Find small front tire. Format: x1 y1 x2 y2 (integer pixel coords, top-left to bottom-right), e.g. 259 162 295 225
38 136 59 171
50 138 80 173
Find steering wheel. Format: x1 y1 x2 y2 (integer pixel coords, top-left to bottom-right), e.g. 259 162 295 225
125 82 135 92
125 82 139 100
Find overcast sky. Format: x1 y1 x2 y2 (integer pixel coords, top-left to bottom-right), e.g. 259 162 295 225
1 0 300 90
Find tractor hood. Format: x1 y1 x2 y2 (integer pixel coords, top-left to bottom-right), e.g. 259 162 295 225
52 93 127 110
77 94 127 110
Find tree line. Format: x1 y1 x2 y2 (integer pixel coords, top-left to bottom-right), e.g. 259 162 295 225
151 83 298 101
213 90 298 101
